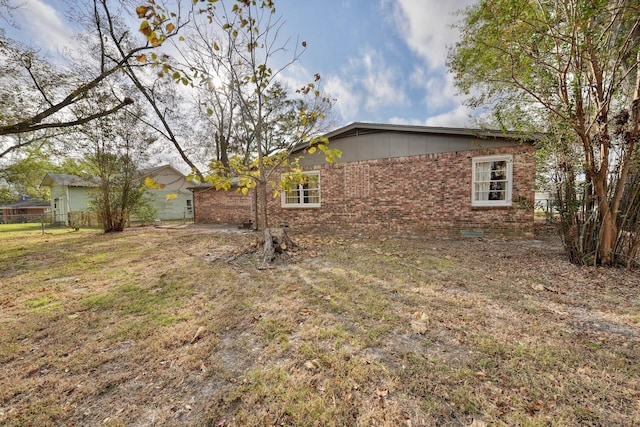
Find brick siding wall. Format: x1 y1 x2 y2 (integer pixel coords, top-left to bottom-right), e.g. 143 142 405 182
192 186 253 224
265 145 536 238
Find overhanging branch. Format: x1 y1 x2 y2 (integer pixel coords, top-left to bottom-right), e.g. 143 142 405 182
0 97 133 136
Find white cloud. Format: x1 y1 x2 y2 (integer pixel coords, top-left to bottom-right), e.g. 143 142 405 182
393 1 480 127
12 0 75 54
320 47 411 124
279 62 313 93
358 49 409 111
325 75 361 122
388 105 475 128
411 65 463 112
324 47 409 121
387 116 424 126
392 0 475 70
424 105 475 128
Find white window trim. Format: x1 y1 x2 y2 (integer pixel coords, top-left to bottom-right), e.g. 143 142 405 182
281 171 321 208
471 155 513 207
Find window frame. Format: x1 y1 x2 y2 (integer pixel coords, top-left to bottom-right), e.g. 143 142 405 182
471 155 513 207
281 171 321 208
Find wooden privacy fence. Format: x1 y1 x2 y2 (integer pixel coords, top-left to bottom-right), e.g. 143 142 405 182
68 211 101 228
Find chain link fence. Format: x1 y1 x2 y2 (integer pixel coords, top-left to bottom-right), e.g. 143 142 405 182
0 212 96 227
1 210 195 228
0 212 79 227
0 213 53 225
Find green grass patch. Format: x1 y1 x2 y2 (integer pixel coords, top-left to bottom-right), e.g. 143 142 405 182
80 293 117 310
257 317 294 341
1 229 639 426
25 295 62 312
0 222 93 239
120 280 187 315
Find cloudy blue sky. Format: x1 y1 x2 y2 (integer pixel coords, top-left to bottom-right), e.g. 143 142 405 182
275 0 477 127
4 0 477 129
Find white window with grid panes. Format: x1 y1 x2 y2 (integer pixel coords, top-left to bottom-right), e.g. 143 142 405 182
281 171 321 208
472 155 513 206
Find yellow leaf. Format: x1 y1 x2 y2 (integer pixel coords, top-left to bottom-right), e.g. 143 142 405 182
139 21 152 37
166 23 176 33
136 6 150 18
241 187 249 195
144 177 160 189
213 41 220 51
166 193 178 201
308 146 316 154
136 54 147 63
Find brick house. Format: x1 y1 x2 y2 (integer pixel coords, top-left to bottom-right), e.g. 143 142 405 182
192 122 537 238
0 196 50 224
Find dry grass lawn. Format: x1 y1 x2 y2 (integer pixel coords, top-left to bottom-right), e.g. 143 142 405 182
0 223 639 426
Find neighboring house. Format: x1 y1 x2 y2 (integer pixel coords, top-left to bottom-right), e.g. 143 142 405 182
137 165 194 221
192 122 538 238
40 164 194 225
40 173 100 225
534 191 556 214
0 196 50 223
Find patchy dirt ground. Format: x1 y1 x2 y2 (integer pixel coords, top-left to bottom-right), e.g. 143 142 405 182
0 224 638 426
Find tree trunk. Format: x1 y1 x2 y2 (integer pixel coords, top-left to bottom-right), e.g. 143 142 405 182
257 179 269 231
598 212 617 265
262 227 295 264
262 228 275 264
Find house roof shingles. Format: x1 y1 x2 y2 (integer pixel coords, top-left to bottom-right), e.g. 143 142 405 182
40 165 188 189
0 197 50 209
40 173 100 188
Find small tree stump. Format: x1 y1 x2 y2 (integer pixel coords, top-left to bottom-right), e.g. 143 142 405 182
262 227 296 263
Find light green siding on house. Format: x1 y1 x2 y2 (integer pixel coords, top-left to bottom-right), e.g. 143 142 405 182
138 165 194 221
41 165 194 225
67 187 94 211
136 190 193 221
46 179 96 225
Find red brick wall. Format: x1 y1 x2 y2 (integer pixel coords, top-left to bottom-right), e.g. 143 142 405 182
192 186 253 224
193 145 536 237
265 145 536 238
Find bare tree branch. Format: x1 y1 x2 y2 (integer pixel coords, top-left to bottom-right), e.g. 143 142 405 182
0 45 145 137
1 97 133 137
